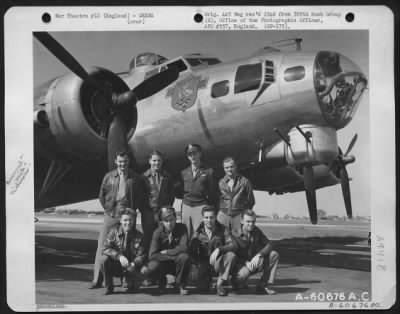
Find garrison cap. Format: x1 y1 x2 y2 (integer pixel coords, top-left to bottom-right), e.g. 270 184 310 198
185 143 202 154
159 206 176 220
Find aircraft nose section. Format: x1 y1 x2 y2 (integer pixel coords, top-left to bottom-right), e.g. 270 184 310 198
314 51 368 129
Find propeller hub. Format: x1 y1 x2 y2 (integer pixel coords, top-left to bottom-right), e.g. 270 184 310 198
79 68 136 139
112 91 138 108
342 155 356 165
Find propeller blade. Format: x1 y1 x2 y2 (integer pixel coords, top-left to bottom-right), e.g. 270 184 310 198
344 133 358 156
107 115 128 171
132 66 179 101
112 66 180 108
305 190 318 224
339 167 353 218
34 32 112 99
303 166 315 192
303 166 318 224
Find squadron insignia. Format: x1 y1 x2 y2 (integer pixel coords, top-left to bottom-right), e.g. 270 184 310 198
166 75 208 112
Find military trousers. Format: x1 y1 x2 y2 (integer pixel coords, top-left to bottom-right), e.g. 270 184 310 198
216 210 242 231
147 252 191 286
188 251 238 287
139 208 158 256
99 255 147 289
233 251 279 286
181 203 204 239
92 214 119 285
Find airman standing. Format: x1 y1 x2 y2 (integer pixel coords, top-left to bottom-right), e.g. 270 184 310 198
217 157 255 231
181 144 218 239
142 150 175 253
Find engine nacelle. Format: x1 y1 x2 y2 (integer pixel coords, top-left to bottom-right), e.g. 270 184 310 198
251 163 340 194
34 67 135 162
284 125 338 167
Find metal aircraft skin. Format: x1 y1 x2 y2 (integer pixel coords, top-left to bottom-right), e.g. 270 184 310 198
33 34 367 224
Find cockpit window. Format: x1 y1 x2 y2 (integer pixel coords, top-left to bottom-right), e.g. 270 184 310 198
234 63 262 94
129 53 168 70
144 68 160 80
185 58 221 67
144 58 188 80
136 53 157 67
160 59 188 73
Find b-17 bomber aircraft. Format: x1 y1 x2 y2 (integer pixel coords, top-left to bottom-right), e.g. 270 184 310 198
34 32 367 224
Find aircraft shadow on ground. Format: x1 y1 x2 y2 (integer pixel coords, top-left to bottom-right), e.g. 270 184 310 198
36 264 92 282
273 278 321 286
278 236 368 246
36 235 94 265
35 234 370 285
238 278 313 294
36 264 312 296
275 236 371 272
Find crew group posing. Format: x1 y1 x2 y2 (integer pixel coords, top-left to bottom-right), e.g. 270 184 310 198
90 144 279 296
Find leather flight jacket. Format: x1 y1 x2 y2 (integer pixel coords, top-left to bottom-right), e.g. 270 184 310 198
231 225 273 260
99 169 145 217
149 223 189 261
142 168 175 209
190 221 237 261
218 173 255 216
102 225 147 268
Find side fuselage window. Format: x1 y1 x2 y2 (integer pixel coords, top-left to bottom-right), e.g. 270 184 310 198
284 66 306 82
234 63 262 94
211 80 230 98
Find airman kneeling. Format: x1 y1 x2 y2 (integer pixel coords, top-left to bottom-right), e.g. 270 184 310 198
230 209 279 295
187 205 238 296
100 208 148 295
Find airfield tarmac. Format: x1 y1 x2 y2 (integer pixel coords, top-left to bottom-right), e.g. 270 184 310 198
35 214 371 307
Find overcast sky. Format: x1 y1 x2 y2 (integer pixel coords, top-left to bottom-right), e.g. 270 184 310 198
33 30 370 217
